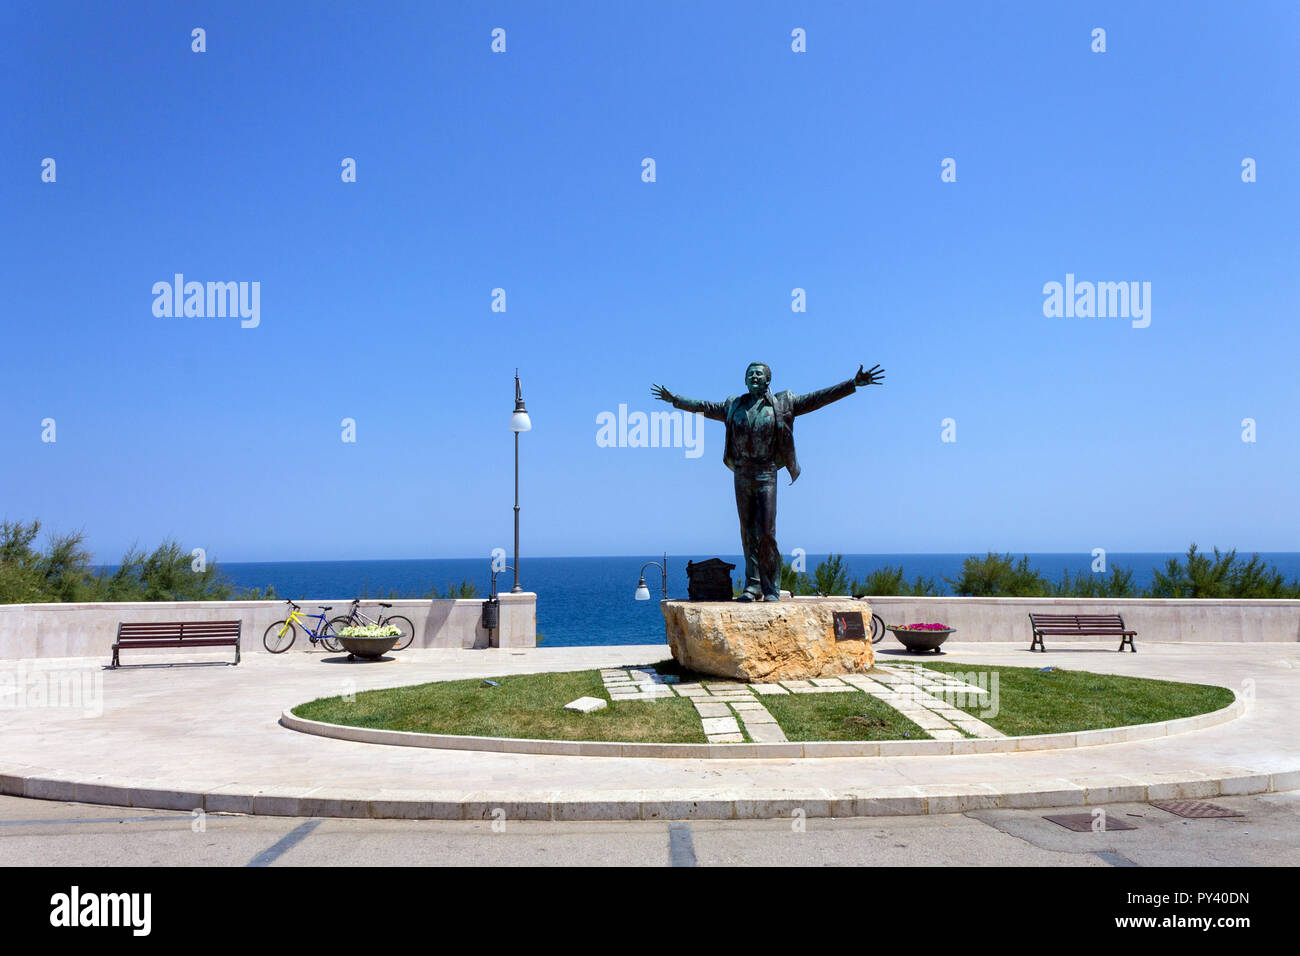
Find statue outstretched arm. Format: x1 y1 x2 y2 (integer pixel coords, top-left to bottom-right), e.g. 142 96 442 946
651 384 726 421
792 364 885 416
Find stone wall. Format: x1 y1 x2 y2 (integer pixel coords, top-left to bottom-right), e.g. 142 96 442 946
811 596 1300 643
1 592 1294 660
0 593 537 660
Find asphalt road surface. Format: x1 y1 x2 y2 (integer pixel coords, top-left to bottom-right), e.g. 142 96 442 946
1 792 1296 867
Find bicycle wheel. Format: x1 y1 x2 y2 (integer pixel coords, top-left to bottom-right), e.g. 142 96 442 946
870 613 886 645
320 618 347 653
263 619 297 653
383 615 415 651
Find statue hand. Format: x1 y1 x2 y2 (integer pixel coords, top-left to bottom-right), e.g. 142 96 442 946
854 363 885 387
651 383 675 403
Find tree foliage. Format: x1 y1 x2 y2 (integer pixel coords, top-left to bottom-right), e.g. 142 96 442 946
744 545 1300 599
0 520 274 603
946 545 1299 599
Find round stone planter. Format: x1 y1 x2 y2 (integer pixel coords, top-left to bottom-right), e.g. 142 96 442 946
888 627 955 653
337 635 398 660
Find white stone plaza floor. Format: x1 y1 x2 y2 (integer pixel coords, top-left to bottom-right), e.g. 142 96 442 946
2 642 1297 819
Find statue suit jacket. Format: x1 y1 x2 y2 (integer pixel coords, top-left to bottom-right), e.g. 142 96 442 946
673 379 857 483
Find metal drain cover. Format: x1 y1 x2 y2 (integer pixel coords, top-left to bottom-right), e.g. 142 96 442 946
1151 800 1243 819
1043 813 1137 832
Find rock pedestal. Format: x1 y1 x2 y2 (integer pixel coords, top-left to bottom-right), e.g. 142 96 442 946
661 599 874 681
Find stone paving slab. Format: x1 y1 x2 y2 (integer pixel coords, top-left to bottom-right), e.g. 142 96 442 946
789 685 857 693
953 719 1002 737
701 717 740 736
840 680 888 693
744 722 789 743
692 702 732 718
868 664 1004 739
909 712 958 731
1 643 1296 819
726 698 788 743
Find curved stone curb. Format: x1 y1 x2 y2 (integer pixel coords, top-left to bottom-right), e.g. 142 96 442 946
2 761 1296 821
279 694 1244 759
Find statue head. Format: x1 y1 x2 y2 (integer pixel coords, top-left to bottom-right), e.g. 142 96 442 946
745 362 771 396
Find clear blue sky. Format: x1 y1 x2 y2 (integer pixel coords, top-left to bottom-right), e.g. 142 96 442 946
3 2 1297 562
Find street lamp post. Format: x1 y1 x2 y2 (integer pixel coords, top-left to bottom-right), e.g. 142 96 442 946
634 554 669 643
509 370 531 593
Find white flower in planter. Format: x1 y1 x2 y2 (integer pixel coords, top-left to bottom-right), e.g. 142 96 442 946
337 624 401 638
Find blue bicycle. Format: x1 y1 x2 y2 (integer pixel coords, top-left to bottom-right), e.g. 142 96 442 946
263 600 344 653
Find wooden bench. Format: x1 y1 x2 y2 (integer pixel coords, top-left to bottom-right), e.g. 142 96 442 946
111 621 241 667
1028 613 1136 653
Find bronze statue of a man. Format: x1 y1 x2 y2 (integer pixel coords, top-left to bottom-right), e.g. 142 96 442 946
652 362 884 602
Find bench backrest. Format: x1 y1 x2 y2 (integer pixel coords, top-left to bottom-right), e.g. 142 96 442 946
1028 613 1126 631
117 621 242 642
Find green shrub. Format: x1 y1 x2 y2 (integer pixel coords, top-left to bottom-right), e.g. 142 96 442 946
432 579 480 599
89 541 237 601
1148 544 1300 599
948 552 1051 596
0 519 270 604
779 561 813 595
811 554 850 596
740 556 850 596
1050 567 1138 598
851 565 940 596
0 521 54 603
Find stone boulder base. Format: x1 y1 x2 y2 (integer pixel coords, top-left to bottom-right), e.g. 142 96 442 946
662 599 874 682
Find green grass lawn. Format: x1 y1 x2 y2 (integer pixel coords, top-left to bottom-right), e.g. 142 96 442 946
917 660 1235 737
761 690 927 741
291 659 1236 744
292 668 705 743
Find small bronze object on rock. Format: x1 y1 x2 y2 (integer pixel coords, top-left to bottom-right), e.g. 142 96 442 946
686 558 737 601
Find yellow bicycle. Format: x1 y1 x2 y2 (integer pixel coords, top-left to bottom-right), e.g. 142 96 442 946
263 600 344 653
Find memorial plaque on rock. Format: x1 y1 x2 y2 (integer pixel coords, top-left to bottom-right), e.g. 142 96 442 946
662 599 875 680
686 558 737 601
833 611 865 641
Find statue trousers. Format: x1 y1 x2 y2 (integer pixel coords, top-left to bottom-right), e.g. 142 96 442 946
733 466 780 600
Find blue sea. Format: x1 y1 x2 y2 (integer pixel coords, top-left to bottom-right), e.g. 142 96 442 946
217 553 1300 647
